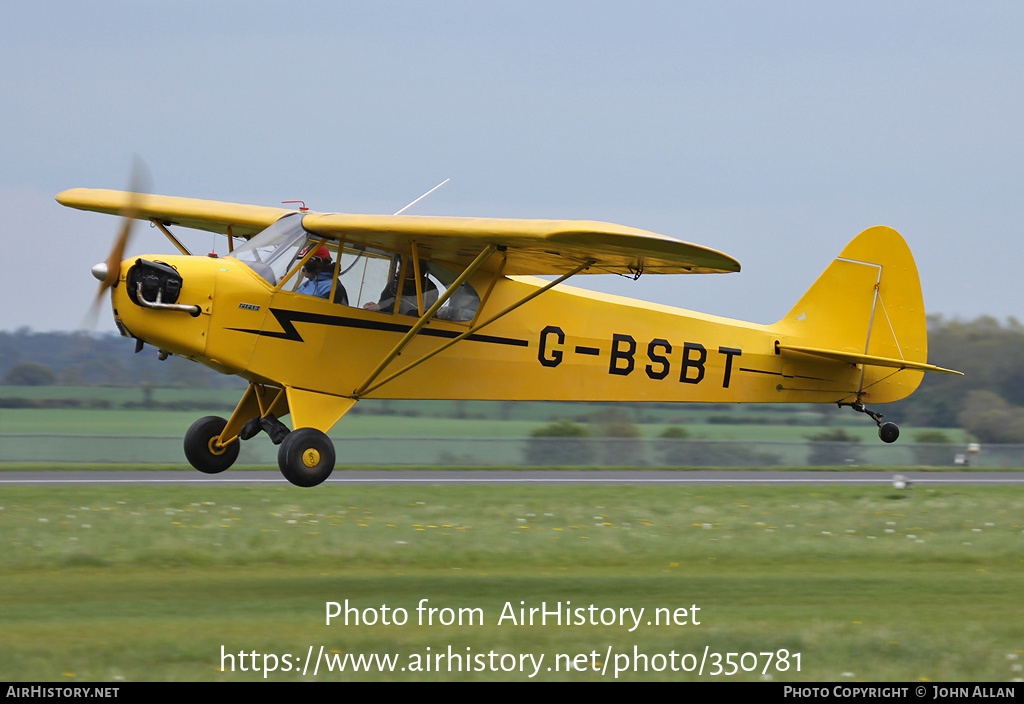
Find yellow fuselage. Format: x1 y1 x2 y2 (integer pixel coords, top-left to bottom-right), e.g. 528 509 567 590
111 252 918 419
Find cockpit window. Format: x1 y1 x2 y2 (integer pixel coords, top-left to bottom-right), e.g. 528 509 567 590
339 247 398 310
349 256 480 321
231 214 481 320
427 261 481 322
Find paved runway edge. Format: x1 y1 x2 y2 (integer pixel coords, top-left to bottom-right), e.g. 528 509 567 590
1 470 1022 485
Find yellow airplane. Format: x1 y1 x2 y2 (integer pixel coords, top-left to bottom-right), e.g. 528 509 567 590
58 187 961 486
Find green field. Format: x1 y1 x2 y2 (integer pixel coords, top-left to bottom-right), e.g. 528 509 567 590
0 406 963 443
1 483 1021 681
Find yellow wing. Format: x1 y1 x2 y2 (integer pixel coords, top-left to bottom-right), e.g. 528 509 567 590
56 188 294 239
57 188 741 276
302 213 739 276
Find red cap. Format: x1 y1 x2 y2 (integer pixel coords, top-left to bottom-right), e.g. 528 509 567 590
302 245 331 260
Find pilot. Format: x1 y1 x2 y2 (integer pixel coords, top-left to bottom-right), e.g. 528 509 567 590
364 259 437 315
296 245 336 299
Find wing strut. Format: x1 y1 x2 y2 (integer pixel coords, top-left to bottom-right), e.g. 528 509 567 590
356 258 595 398
151 219 191 256
352 245 498 397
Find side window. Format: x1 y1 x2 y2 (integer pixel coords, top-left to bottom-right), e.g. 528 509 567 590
428 262 481 322
339 252 481 321
338 248 396 310
349 255 436 315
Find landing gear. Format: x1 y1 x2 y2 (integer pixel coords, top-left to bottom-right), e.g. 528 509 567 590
182 382 345 486
278 428 336 487
184 416 240 473
840 402 900 444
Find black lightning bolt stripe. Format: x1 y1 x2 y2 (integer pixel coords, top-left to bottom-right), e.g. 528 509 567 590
229 308 529 347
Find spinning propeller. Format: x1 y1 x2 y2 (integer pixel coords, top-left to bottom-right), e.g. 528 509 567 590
84 158 151 329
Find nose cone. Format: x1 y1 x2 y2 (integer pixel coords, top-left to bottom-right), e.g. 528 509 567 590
91 261 109 282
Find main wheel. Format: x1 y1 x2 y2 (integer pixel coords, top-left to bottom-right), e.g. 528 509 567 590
184 416 240 474
278 428 336 487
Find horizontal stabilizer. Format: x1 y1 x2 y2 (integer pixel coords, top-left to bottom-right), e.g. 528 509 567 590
778 344 962 375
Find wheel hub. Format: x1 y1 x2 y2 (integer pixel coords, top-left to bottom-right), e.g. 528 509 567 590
302 448 321 467
207 437 227 456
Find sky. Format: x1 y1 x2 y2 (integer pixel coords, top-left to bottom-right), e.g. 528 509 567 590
2 1 1022 333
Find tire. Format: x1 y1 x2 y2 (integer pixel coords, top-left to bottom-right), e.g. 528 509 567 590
878 422 900 444
278 428 336 487
184 416 240 474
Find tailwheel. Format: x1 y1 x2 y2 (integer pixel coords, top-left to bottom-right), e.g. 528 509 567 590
878 422 900 444
839 402 900 444
184 416 240 474
278 428 336 487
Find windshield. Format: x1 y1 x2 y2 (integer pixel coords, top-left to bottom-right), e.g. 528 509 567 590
228 213 308 285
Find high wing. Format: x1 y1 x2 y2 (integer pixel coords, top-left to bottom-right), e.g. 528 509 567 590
56 188 294 239
301 213 740 276
57 188 741 276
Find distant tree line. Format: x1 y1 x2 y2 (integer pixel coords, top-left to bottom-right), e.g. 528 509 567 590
0 329 235 389
885 316 1024 441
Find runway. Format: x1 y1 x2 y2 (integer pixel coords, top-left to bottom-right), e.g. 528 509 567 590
1 469 1022 486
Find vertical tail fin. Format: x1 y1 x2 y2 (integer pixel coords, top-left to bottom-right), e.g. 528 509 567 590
773 226 932 403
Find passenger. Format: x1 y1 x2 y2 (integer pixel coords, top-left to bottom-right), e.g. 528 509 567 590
364 260 438 315
436 283 480 321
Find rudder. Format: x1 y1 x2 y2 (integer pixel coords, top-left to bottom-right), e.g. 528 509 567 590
774 226 928 404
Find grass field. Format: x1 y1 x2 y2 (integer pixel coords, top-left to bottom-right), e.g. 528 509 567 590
1 482 1021 681
0 407 963 444
1 384 967 442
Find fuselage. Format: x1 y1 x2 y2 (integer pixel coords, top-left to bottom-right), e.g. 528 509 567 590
109 252 900 407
